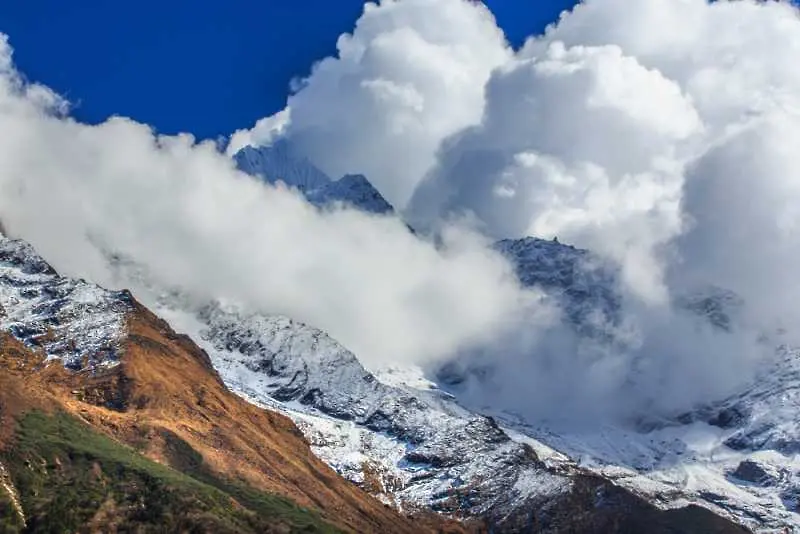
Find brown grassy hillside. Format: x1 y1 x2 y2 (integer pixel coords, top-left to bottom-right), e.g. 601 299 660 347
0 301 444 533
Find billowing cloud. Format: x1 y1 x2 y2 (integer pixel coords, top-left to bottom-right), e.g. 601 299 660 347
5 0 800 424
408 40 702 302
405 0 800 420
0 33 539 370
236 0 800 420
233 0 512 209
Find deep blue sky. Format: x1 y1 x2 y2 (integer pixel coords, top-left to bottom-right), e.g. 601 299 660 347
0 1 577 140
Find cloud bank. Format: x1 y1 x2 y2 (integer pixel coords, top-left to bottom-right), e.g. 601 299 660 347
230 0 512 209
5 0 800 423
0 33 539 371
230 0 800 421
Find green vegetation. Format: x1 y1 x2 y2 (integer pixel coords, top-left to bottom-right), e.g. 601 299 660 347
0 488 24 533
0 410 341 533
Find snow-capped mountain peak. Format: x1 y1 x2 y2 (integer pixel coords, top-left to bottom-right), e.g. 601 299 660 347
234 142 394 214
234 139 331 192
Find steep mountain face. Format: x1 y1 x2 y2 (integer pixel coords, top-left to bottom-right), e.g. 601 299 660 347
177 304 565 520
493 237 620 336
234 142 394 214
234 140 332 193
145 298 748 533
306 174 394 215
2 189 790 532
0 235 426 534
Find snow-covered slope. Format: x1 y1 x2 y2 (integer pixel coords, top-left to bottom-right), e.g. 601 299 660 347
306 173 394 215
234 143 394 214
169 233 797 531
145 294 756 531
483 237 800 530
5 226 788 530
156 301 571 524
234 140 331 192
0 236 130 370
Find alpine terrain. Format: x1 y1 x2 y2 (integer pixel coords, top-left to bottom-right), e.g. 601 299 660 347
0 234 435 533
181 143 800 533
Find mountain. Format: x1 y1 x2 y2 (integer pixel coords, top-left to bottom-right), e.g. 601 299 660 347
306 174 394 215
0 235 429 533
1 222 790 531
493 237 621 338
484 237 800 531
471 238 800 531
144 295 748 533
146 229 797 532
234 142 394 214
234 140 332 193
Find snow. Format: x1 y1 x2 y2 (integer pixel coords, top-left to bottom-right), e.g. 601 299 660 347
5 223 799 531
234 143 394 214
492 397 800 530
234 139 331 192
0 236 129 370
153 299 569 519
152 232 800 531
306 173 394 215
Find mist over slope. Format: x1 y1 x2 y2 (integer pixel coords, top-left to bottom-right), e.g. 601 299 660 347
3 0 800 423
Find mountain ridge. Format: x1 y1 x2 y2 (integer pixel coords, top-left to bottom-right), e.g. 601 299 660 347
0 234 432 533
0 193 787 531
234 142 394 214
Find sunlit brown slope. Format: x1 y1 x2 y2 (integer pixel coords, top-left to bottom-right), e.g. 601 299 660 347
0 301 431 533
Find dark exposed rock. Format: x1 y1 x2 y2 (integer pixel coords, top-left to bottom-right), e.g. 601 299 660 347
732 460 781 487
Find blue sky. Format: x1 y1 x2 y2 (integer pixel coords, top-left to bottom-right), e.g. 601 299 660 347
0 0 577 139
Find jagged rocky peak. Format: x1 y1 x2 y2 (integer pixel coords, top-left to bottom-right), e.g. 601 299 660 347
234 139 332 192
307 173 394 214
234 140 394 214
495 236 621 332
0 235 131 371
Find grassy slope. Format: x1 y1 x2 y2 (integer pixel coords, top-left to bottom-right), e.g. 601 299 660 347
0 491 23 533
0 410 341 534
0 308 423 534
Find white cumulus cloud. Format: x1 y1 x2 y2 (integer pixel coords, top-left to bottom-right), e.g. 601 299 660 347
5 0 800 423
0 33 538 371
232 0 512 209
